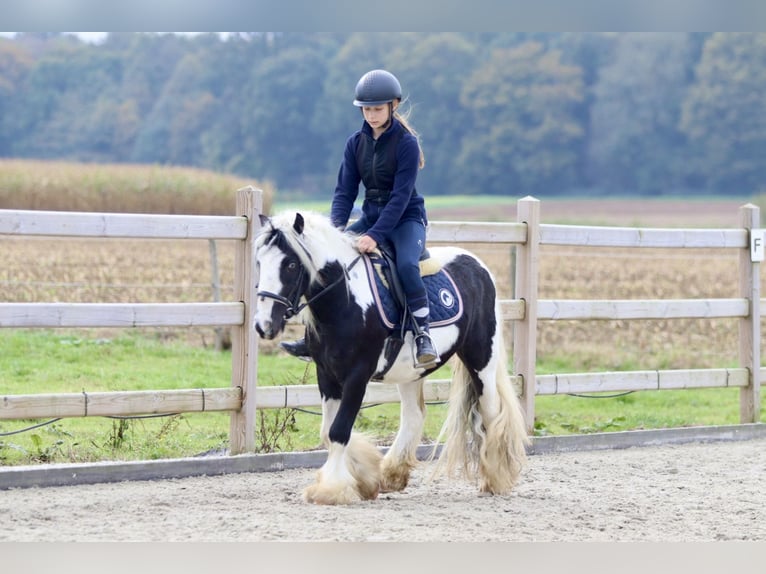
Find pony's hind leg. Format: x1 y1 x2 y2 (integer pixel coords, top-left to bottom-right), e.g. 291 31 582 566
380 380 426 492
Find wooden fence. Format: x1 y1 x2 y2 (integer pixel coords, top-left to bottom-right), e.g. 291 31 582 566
0 190 762 452
0 187 261 454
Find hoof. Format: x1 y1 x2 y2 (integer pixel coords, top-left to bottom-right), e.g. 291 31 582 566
380 459 413 492
478 474 515 496
303 481 369 505
303 433 383 504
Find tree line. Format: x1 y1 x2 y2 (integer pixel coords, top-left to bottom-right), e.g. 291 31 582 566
0 32 764 198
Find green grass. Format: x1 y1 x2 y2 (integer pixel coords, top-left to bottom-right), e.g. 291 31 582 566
533 388 744 436
0 329 760 466
0 329 450 465
534 353 753 434
0 329 301 465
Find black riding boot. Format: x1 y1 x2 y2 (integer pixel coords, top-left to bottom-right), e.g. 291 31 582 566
280 336 311 361
414 331 439 367
411 306 439 367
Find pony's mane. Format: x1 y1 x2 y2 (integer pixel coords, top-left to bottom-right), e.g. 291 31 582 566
258 210 358 282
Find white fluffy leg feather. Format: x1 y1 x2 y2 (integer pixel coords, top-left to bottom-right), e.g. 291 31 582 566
303 433 382 505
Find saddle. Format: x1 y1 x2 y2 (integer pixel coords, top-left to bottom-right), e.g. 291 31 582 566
365 245 463 380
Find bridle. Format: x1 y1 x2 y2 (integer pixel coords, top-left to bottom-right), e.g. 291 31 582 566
256 234 362 322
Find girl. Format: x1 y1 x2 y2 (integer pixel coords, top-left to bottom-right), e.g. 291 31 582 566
282 69 438 367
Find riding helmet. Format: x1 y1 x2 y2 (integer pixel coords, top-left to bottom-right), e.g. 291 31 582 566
353 69 402 106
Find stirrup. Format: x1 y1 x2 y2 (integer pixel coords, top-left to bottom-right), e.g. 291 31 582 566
280 338 312 362
414 332 439 368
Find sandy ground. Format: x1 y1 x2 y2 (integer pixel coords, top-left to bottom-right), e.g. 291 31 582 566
1 438 765 542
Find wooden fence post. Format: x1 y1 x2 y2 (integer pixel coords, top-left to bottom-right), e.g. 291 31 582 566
229 186 262 454
738 203 761 423
513 196 540 432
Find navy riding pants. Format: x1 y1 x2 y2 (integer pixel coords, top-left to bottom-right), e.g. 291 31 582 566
347 215 429 314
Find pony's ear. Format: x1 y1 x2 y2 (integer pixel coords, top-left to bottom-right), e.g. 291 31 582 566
258 214 270 227
293 213 304 234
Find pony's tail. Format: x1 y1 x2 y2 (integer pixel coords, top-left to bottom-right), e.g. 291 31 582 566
478 350 530 493
431 322 529 493
429 359 485 481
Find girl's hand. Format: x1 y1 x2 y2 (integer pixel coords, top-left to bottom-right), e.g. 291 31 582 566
356 235 377 253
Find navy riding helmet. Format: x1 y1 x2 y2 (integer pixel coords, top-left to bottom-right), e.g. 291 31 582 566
353 69 402 107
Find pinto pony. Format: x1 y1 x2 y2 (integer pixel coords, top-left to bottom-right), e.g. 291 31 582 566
254 211 528 504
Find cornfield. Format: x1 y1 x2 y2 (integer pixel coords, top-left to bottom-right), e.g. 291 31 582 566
0 159 274 215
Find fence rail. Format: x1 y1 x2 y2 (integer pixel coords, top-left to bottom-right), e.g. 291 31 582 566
539 224 749 248
0 302 244 328
0 209 248 239
0 191 762 451
537 298 750 321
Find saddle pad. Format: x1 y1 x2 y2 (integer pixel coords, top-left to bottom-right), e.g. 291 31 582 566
363 254 463 330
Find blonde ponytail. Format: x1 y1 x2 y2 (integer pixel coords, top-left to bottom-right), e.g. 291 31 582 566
394 100 425 169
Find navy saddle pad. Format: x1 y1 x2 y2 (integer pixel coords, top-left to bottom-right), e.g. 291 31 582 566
362 252 463 330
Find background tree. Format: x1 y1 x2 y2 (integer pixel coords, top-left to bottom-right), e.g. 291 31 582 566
243 33 342 192
131 48 213 166
0 40 32 155
586 33 697 195
680 33 766 195
390 33 478 195
1 32 764 198
457 42 585 195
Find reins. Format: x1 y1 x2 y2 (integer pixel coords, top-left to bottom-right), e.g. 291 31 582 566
257 254 362 321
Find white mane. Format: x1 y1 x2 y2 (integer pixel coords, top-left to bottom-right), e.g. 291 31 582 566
259 210 359 282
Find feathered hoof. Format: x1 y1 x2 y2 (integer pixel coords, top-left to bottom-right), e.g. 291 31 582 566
303 481 365 505
478 464 520 496
380 458 414 492
478 477 514 496
302 433 383 505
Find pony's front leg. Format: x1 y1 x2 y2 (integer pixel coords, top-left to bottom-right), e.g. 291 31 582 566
319 397 340 447
380 380 426 492
303 433 382 505
304 369 382 505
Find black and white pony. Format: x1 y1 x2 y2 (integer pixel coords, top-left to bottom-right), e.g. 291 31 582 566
254 211 528 505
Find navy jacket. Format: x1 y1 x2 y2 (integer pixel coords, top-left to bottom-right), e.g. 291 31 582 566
330 118 427 246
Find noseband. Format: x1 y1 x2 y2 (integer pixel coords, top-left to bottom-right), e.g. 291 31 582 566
256 264 308 320
257 250 362 322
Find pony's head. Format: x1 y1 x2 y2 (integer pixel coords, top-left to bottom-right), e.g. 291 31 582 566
253 211 356 339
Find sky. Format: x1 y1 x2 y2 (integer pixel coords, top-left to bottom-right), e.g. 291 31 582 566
0 32 201 43
2 1 765 33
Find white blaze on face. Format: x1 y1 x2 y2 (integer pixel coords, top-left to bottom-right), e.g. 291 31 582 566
254 245 289 337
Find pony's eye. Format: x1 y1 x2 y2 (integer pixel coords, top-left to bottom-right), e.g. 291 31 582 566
287 261 297 271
